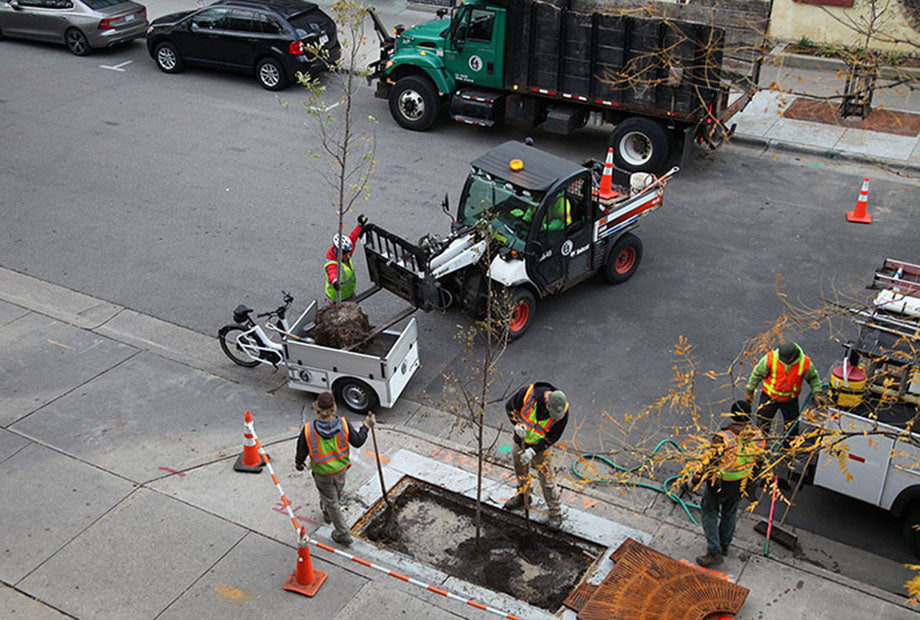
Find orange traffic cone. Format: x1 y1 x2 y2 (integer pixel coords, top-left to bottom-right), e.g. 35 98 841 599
233 411 267 473
846 177 872 224
283 527 327 597
598 147 616 200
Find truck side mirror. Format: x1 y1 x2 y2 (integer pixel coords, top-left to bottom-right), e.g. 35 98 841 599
441 193 451 217
436 8 447 18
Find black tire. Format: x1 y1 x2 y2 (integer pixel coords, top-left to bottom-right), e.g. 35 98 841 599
507 288 537 340
218 325 260 368
154 41 183 73
334 378 378 415
0 25 6 40
609 117 670 173
903 502 920 557
65 28 90 56
602 232 643 284
256 57 287 91
388 75 439 131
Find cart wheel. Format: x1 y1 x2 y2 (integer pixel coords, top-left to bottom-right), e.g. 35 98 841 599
334 378 378 414
602 233 643 284
508 288 537 340
218 325 260 368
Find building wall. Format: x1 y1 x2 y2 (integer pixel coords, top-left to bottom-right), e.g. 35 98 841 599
769 0 920 54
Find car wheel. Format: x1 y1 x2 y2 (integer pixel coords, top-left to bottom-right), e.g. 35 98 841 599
388 75 439 131
256 57 287 91
903 501 920 557
507 288 537 340
65 28 90 56
609 117 670 173
602 232 643 284
154 42 183 73
0 25 6 40
334 378 378 415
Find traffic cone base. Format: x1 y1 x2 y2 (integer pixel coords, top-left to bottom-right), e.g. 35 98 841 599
846 209 872 224
283 568 327 597
233 451 268 473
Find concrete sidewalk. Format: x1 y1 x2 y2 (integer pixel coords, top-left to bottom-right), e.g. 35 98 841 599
2 267 917 618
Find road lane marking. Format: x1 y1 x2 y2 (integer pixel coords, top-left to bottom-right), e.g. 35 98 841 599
100 60 133 72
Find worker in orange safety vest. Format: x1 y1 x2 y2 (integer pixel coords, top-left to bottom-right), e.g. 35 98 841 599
745 342 826 451
502 382 569 530
694 400 765 568
295 391 375 545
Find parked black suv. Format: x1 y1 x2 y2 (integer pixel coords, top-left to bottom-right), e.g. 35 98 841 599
145 0 339 90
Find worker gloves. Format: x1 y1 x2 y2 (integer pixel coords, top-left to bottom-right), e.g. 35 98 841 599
743 389 754 403
364 412 376 429
514 423 528 439
812 392 829 408
295 462 305 471
332 279 341 290
520 447 536 466
357 214 367 226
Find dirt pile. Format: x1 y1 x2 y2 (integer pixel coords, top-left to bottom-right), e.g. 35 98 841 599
313 302 372 351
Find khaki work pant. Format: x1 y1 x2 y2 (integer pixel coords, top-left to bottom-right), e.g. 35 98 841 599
312 469 350 539
511 441 562 518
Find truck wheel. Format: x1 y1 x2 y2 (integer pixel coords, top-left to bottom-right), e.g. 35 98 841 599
602 233 643 284
903 502 920 557
609 117 669 173
389 75 439 131
334 378 378 414
508 288 536 340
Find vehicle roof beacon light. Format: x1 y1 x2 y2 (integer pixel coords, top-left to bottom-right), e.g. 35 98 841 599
509 158 524 172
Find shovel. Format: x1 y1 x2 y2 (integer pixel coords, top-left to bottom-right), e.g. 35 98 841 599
370 420 398 534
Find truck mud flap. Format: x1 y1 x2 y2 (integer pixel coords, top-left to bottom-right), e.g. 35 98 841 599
362 224 440 311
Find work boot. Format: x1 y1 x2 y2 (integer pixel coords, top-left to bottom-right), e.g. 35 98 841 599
331 531 353 546
503 494 526 511
695 553 723 567
546 514 563 531
721 546 729 558
322 512 332 524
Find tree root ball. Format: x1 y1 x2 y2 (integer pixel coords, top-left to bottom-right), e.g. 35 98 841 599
314 302 372 351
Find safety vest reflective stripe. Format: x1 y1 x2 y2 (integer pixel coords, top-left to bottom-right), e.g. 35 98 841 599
717 429 765 481
306 418 351 474
516 385 555 445
762 350 811 401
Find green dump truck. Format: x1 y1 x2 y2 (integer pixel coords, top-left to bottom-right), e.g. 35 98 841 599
368 0 762 172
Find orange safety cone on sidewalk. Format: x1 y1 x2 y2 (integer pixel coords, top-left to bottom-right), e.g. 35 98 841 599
598 147 616 200
233 411 268 473
846 177 872 224
283 527 327 597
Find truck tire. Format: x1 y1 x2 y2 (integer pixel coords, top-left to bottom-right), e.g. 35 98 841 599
508 288 537 340
389 75 439 131
903 502 920 557
609 117 669 173
602 233 643 284
334 378 378 415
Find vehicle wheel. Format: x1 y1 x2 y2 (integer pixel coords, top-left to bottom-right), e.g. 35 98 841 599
218 325 260 368
65 28 90 56
609 117 670 173
507 288 537 340
903 502 920 557
0 25 6 40
256 57 287 91
334 378 378 415
388 75 439 131
154 41 183 73
602 233 643 284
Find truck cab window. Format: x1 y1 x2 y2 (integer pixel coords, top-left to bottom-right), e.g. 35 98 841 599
538 178 587 242
467 9 494 42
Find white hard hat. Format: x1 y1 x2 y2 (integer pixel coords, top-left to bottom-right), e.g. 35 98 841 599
332 234 353 254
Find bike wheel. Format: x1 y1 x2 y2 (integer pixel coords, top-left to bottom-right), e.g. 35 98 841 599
218 325 260 367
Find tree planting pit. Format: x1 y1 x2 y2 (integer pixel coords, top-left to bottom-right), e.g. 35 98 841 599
354 477 605 611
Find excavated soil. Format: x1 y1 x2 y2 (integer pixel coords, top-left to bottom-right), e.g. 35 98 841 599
313 302 372 351
359 481 601 611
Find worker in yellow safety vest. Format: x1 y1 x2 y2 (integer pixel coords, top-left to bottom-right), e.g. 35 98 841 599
502 382 569 530
324 215 365 303
744 342 826 451
694 400 766 567
295 391 375 546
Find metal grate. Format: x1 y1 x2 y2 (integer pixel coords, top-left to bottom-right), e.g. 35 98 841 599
577 538 749 620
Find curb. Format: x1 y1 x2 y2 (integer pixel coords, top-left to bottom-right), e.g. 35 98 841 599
728 133 920 176
768 47 920 82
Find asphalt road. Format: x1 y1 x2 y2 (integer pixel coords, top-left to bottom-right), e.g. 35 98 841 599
1 12 919 579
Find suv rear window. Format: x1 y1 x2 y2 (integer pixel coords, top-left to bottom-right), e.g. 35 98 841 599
288 9 326 31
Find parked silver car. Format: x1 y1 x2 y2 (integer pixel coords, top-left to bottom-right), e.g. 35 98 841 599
0 0 147 55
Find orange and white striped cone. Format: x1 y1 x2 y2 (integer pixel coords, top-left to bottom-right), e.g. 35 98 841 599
283 526 327 597
598 147 616 200
233 411 267 473
846 177 872 224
